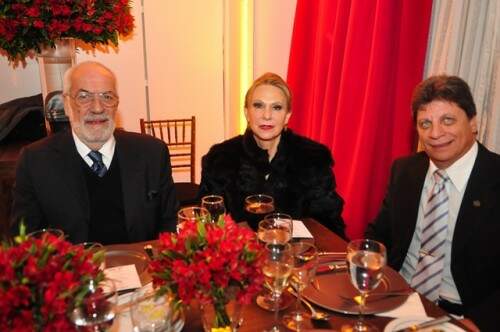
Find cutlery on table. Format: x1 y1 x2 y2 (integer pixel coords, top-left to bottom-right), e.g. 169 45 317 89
393 315 451 332
316 262 348 274
287 287 332 321
339 290 413 304
318 251 346 257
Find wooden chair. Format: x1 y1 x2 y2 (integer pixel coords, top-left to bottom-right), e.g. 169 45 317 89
140 117 199 206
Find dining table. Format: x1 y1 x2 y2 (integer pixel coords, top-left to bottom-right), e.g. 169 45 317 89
105 219 472 332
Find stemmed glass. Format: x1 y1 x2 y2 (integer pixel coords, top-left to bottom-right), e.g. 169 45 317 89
346 239 387 332
27 228 64 240
130 285 174 332
70 278 118 332
176 206 211 231
201 195 226 223
244 194 275 230
282 242 318 331
263 243 293 332
257 213 294 311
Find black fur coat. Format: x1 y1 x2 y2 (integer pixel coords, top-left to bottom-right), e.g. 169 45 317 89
199 129 346 238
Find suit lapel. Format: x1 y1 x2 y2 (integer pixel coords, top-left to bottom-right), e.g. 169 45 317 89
400 153 429 253
51 132 89 222
115 132 144 233
452 144 497 255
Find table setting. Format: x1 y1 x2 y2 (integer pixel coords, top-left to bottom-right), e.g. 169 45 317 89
0 194 472 332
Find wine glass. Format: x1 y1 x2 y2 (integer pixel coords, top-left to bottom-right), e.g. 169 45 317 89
70 278 118 332
347 239 387 332
256 213 294 311
131 285 174 332
201 195 226 223
263 243 293 332
282 242 318 331
82 242 106 270
27 228 64 240
176 206 210 231
244 194 275 230
257 213 293 245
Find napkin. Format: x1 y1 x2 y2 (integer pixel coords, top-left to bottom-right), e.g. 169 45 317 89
104 264 142 291
293 219 314 238
376 292 427 318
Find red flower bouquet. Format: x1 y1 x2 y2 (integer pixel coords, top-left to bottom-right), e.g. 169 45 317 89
150 215 265 329
0 0 134 62
0 225 104 331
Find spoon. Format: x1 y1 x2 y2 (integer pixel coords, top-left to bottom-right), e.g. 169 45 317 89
342 290 413 304
287 287 332 321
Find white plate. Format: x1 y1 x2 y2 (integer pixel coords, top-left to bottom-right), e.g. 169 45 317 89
384 316 465 332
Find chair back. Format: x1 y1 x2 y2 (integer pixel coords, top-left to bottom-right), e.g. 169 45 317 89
140 116 196 183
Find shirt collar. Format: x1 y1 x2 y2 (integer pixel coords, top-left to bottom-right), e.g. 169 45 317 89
428 141 478 192
72 131 116 169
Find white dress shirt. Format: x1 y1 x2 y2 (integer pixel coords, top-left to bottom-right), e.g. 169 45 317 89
400 141 478 304
72 131 116 169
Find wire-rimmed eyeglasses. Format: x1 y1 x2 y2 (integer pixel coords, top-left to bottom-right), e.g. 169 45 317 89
66 91 119 108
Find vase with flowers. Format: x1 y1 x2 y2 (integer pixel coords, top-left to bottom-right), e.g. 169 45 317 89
149 215 265 332
0 224 105 331
0 0 134 132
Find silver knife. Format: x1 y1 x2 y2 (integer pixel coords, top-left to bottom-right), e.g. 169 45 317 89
393 316 451 332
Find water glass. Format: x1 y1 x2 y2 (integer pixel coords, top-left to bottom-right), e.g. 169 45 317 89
201 195 226 223
282 242 318 331
258 213 293 245
131 286 173 332
347 239 386 332
70 278 118 332
256 213 293 311
177 206 211 231
263 243 293 332
82 242 106 270
27 228 64 240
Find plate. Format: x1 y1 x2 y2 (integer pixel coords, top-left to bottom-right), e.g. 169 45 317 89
302 266 410 314
105 249 149 274
384 317 465 332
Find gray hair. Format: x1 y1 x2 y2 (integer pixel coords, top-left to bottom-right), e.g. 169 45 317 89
63 61 117 95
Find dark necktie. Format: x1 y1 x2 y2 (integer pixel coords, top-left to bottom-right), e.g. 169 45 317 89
88 150 107 177
411 169 449 301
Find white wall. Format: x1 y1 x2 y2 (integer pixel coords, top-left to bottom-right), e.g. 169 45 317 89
0 0 297 184
254 0 297 79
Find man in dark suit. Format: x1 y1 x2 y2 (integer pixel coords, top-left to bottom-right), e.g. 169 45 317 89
11 61 179 244
366 75 499 331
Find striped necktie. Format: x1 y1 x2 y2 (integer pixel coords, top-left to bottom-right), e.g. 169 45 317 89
88 150 107 177
411 169 450 301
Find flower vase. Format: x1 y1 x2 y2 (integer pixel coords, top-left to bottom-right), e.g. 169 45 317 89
200 298 243 332
37 38 76 134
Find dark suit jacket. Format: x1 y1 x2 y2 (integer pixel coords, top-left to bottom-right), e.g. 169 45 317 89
366 143 500 331
11 130 179 243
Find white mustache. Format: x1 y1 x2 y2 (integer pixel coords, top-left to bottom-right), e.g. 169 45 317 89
83 114 110 122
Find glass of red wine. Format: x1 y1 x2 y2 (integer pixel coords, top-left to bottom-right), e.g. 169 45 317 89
244 194 275 230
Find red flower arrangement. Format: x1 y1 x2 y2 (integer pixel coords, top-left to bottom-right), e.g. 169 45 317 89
149 215 265 328
0 225 104 331
0 0 134 62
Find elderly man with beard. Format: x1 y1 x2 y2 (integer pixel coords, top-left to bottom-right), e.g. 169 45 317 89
10 61 178 244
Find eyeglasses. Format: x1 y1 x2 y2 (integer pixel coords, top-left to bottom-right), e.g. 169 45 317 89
66 91 119 108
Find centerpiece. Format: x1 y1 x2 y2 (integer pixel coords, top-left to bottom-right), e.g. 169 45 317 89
149 215 265 332
0 0 134 133
0 0 134 62
0 225 105 331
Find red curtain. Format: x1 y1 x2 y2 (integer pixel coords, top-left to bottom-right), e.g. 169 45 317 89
287 0 433 239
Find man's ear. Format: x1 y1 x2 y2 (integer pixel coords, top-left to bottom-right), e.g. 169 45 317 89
469 115 478 135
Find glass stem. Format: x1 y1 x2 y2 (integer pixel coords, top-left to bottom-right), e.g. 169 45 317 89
273 291 280 330
355 292 367 331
